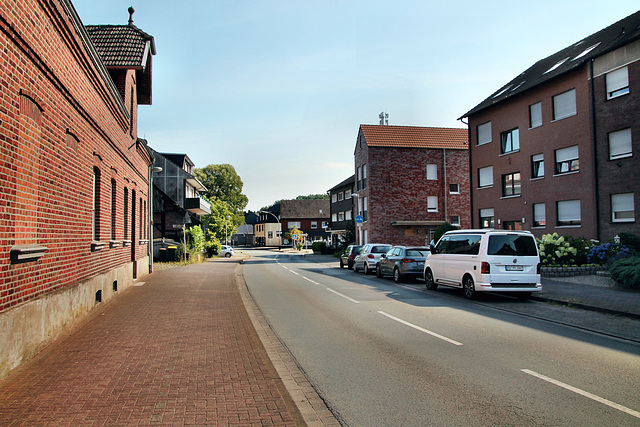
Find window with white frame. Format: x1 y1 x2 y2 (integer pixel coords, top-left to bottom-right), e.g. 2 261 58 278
322 221 329 229
338 192 344 201
345 189 352 199
357 166 362 191
363 196 368 221
555 145 579 174
530 102 542 128
609 128 632 160
502 172 521 197
533 203 546 227
531 153 544 179
426 164 438 180
332 213 337 222
450 215 460 226
288 221 301 229
345 210 352 220
427 196 438 212
479 208 494 228
553 89 576 120
557 200 581 226
501 128 519 154
611 193 635 222
477 122 492 145
331 194 337 203
449 183 460 194
478 166 493 188
311 221 318 229
362 164 367 189
338 212 344 221
606 67 629 100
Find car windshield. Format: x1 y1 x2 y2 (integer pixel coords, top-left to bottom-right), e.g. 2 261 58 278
487 235 538 256
372 245 391 253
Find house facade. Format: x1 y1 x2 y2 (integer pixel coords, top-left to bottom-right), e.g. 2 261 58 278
151 150 211 258
328 175 355 247
354 125 470 246
0 1 155 378
280 199 331 244
254 205 282 246
461 11 640 242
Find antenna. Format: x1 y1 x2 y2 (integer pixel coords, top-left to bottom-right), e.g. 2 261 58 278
379 111 389 125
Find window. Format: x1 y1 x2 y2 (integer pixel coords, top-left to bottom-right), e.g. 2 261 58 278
362 165 367 189
111 179 117 240
345 210 352 220
606 67 629 100
363 197 368 221
331 194 337 203
338 192 344 201
502 172 521 197
427 196 438 212
480 208 494 229
93 167 101 241
123 188 128 240
449 183 460 194
332 213 337 222
345 189 352 199
477 122 492 145
531 154 544 179
268 231 273 239
553 89 576 120
311 221 318 229
529 102 542 128
533 203 546 227
609 128 632 160
338 212 344 221
501 128 519 154
555 145 579 174
322 221 329 229
357 166 362 191
557 200 581 226
426 164 438 180
611 193 635 222
288 221 301 229
478 166 493 188
450 215 460 226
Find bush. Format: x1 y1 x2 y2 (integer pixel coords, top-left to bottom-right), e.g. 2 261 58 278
587 243 631 265
619 232 640 255
205 240 222 257
434 222 458 244
312 241 326 253
537 233 578 266
609 257 640 289
565 236 594 266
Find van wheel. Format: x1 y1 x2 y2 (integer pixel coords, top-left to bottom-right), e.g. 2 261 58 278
462 276 476 299
424 269 438 290
376 266 383 278
364 264 371 275
393 268 403 283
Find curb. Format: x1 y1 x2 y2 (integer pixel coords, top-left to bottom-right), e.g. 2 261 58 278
530 295 640 321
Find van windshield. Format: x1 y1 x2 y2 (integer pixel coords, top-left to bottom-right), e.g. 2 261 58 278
487 235 538 256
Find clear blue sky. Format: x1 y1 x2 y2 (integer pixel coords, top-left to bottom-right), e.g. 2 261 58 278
72 1 638 211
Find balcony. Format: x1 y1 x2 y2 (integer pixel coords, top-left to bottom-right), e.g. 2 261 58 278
185 196 211 215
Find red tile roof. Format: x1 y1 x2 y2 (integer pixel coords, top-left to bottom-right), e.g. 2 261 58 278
85 25 155 69
360 125 468 150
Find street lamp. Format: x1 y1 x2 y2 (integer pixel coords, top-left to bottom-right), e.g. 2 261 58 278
225 215 230 245
259 210 281 249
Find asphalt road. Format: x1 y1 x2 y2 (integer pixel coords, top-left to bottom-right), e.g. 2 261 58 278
243 249 640 426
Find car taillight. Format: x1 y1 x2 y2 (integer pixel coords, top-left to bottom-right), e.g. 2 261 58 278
349 254 354 259
402 259 415 263
368 254 374 259
537 263 541 274
481 262 490 274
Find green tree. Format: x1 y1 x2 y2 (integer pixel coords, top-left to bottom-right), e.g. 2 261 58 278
201 198 241 244
295 194 329 200
194 164 248 215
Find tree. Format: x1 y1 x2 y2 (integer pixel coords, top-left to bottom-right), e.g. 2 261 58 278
295 194 329 200
194 164 248 215
200 198 241 243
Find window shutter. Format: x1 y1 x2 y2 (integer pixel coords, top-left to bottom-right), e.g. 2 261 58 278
477 122 492 145
530 103 542 128
534 203 546 222
553 89 576 120
556 145 579 162
609 128 632 159
606 67 629 95
612 193 634 216
558 200 581 222
480 208 494 217
478 166 493 187
426 164 437 180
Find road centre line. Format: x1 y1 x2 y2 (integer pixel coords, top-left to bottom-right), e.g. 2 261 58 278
326 288 360 304
377 311 464 346
303 277 321 285
521 369 640 419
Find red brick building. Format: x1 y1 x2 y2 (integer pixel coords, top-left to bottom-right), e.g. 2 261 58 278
354 125 470 246
461 11 640 242
0 1 155 378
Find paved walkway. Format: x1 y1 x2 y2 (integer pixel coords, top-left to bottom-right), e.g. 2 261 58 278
0 258 331 426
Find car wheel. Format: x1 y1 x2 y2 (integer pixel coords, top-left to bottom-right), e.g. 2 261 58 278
340 260 344 268
376 266 383 278
225 253 231 258
424 269 438 290
393 267 402 283
364 264 371 275
463 276 476 299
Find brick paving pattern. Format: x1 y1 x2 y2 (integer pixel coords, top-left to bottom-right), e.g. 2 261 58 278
0 259 304 426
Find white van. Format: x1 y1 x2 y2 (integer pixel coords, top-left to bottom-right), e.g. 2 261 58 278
423 230 541 299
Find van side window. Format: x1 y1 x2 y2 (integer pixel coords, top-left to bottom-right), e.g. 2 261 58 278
488 235 538 256
434 237 450 254
448 235 482 255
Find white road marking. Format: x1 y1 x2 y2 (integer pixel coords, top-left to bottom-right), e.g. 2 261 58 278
326 288 360 304
521 369 640 419
303 277 321 285
378 311 463 346
290 270 300 276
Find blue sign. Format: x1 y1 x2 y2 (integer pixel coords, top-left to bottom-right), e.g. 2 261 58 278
292 234 298 239
355 215 364 224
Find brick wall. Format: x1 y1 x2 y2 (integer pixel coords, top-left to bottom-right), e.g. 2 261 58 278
0 0 152 313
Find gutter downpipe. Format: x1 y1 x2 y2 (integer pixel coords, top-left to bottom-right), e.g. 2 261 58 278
443 148 448 223
589 59 601 241
459 117 471 228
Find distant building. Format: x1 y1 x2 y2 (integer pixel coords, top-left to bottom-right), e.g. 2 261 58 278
460 11 640 241
254 204 282 247
328 175 356 247
280 199 331 244
233 212 258 246
354 125 470 246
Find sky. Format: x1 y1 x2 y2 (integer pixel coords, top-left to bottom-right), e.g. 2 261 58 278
72 1 639 211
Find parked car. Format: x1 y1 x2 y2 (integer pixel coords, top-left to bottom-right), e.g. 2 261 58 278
340 245 362 269
377 246 430 282
219 245 234 257
353 243 392 274
423 229 541 299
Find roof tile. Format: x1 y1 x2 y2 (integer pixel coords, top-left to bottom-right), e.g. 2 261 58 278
360 125 468 150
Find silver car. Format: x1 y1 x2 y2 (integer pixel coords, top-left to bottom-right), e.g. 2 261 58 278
377 246 430 282
353 243 392 274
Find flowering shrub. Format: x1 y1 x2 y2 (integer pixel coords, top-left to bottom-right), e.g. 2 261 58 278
537 233 578 266
587 243 631 265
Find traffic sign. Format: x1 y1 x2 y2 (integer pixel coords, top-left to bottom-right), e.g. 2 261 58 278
355 215 364 223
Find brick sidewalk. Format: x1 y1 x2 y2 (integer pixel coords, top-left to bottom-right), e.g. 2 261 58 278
0 259 305 426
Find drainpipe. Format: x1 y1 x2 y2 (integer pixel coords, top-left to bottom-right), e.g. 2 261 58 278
443 148 448 223
459 117 471 228
589 59 601 241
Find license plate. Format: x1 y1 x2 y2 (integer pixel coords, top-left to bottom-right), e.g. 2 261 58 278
505 266 523 271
